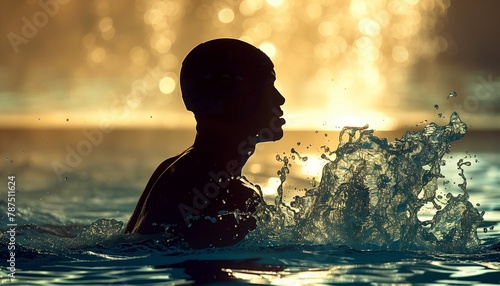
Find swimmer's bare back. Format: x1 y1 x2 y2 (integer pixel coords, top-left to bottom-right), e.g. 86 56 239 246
124 147 261 248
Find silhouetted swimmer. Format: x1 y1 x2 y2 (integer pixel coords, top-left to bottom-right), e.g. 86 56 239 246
124 38 286 248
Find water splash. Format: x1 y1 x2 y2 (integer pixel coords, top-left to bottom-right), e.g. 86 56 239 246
0 113 485 255
249 112 484 253
11 219 125 253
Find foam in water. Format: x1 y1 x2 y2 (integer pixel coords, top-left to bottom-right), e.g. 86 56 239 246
249 112 484 253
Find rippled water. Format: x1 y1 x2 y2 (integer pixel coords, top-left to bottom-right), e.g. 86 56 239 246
1 117 499 285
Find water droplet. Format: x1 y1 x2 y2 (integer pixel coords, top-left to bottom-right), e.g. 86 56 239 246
416 120 428 126
476 203 480 207
446 91 458 99
434 104 439 109
297 142 301 146
490 225 494 230
438 113 443 118
483 227 488 233
66 118 69 122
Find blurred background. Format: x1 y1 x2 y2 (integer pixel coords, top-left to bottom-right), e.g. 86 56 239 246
1 0 499 130
0 0 499 217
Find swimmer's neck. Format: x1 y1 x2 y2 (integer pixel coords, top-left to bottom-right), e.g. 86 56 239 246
192 126 257 177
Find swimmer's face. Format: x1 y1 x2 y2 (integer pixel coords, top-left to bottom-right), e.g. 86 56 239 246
247 70 286 142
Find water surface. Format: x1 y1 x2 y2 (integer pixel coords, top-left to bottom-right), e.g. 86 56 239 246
1 124 499 285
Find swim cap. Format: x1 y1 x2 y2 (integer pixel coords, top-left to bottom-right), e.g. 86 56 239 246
180 38 274 118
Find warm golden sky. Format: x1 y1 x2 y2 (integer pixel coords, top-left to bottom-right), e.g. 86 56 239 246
1 0 499 130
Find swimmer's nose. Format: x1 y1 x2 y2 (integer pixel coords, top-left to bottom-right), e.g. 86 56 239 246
273 87 285 106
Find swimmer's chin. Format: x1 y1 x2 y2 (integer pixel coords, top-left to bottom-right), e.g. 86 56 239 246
274 133 284 141
275 118 286 139
273 125 285 141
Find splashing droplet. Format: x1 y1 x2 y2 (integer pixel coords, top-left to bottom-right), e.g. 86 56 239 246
291 148 308 162
416 120 428 126
446 91 458 99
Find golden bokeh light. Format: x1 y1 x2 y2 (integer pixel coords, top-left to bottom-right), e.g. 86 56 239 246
266 0 285 9
262 177 282 196
358 18 381 36
129 47 148 66
89 47 106 64
218 8 235 24
305 3 322 20
392 46 410 63
98 17 113 32
1 0 466 130
159 76 176 94
259 42 276 59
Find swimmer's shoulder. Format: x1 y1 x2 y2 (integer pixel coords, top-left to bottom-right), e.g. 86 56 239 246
145 147 196 191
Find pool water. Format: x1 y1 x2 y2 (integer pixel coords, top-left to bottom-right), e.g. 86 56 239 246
1 121 499 285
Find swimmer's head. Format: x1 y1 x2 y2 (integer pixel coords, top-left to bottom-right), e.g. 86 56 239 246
180 38 274 119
